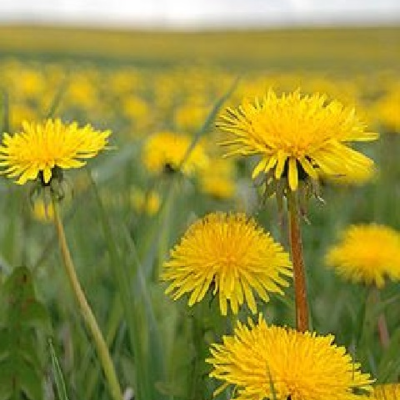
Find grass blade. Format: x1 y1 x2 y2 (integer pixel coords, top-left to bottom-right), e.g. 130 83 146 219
48 338 70 400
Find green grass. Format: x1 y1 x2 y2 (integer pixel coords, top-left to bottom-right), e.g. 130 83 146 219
0 25 399 71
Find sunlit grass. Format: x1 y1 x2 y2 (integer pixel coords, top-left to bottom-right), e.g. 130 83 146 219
0 25 399 70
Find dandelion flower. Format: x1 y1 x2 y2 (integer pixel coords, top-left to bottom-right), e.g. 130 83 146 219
325 224 400 288
374 88 400 133
162 212 292 315
0 119 110 185
371 384 400 399
142 131 209 176
131 189 161 216
219 89 378 191
199 158 236 199
207 316 373 400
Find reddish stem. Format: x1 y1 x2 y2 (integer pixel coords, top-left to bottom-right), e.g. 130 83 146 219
288 191 309 332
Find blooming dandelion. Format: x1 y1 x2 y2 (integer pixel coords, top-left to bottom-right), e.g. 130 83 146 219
0 119 110 185
142 131 209 176
372 384 400 400
162 212 292 315
325 224 400 288
0 118 122 399
219 89 378 191
219 89 380 332
207 316 373 400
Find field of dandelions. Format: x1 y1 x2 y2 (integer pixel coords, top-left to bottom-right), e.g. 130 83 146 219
0 26 399 400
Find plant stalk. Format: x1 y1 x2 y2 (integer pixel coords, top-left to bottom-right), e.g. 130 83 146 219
287 190 309 332
371 286 390 349
52 199 123 400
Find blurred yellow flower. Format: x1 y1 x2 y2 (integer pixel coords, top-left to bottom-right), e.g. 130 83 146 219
199 158 236 199
66 74 98 109
219 89 378 191
325 224 400 288
207 316 373 400
131 189 161 216
142 131 209 176
374 89 400 133
0 119 110 185
9 104 39 131
162 212 292 315
122 95 150 127
174 103 209 132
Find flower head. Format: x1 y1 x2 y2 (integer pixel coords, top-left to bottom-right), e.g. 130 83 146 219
142 131 209 176
198 157 236 199
371 384 400 400
374 88 400 133
325 224 400 288
0 119 110 185
219 89 378 191
207 316 373 400
162 212 292 315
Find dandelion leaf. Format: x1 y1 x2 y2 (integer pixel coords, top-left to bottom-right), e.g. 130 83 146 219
0 266 50 400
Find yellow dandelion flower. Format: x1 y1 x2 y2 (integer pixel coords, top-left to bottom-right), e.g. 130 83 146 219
199 158 236 199
0 119 110 185
207 316 373 400
371 384 400 400
219 89 378 191
162 212 292 315
325 224 400 288
174 103 209 131
142 131 209 176
130 189 161 216
373 86 400 133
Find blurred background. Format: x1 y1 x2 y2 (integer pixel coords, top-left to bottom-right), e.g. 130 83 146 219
0 0 399 66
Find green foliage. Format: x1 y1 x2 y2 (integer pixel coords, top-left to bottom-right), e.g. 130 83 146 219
48 338 70 400
0 266 50 400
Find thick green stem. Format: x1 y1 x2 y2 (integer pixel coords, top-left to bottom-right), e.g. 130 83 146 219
287 190 309 332
52 200 123 400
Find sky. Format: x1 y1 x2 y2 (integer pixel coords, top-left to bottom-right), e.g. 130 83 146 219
0 0 399 28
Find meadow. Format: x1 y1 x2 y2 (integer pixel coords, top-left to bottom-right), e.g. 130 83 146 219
0 25 399 400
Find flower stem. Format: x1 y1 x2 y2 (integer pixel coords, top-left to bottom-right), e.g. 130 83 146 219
52 199 123 400
287 190 309 332
371 286 390 349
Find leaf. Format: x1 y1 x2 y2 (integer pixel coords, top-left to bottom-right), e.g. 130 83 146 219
0 358 42 400
48 338 70 400
0 329 11 361
0 266 50 400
